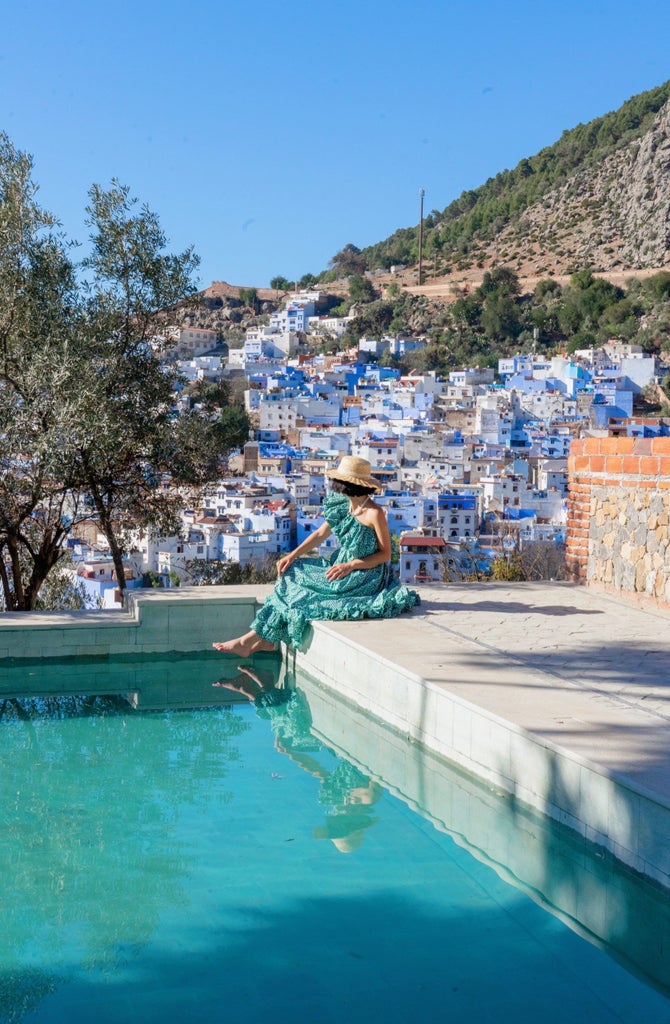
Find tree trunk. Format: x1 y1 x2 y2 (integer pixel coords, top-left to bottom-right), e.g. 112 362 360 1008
98 516 127 597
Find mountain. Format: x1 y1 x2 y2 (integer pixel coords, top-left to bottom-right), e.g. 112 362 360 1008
358 81 670 282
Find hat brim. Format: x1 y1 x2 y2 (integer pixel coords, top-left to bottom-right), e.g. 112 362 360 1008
326 469 381 491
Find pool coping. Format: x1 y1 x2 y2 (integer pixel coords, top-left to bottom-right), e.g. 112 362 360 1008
289 582 670 890
2 582 670 889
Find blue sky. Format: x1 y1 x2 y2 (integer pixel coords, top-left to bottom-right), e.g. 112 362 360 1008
2 0 669 290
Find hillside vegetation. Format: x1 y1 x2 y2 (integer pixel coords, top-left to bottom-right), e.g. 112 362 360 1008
187 82 670 377
347 80 670 279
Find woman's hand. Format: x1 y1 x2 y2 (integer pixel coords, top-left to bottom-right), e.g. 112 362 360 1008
326 561 354 581
276 553 296 576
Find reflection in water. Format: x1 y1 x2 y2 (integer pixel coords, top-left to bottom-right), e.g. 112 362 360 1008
0 654 669 1023
213 665 381 853
0 660 384 1022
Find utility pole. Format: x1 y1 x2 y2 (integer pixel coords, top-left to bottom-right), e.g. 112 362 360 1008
418 187 425 287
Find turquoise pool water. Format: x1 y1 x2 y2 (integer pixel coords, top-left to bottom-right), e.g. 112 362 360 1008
1 652 670 1024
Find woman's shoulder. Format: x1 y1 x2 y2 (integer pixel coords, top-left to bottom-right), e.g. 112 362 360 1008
323 492 348 512
322 491 349 524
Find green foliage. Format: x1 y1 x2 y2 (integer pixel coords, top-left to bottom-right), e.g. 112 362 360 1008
534 278 563 301
566 329 597 354
344 300 395 342
183 557 278 585
0 134 248 611
644 271 670 301
329 243 367 277
357 80 670 273
332 249 670 368
477 267 521 297
490 551 524 581
348 273 376 302
239 287 259 309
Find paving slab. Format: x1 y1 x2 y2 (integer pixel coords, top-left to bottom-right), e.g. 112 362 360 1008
293 580 670 885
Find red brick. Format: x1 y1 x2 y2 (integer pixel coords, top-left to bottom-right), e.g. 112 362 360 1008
651 438 670 455
589 455 606 473
622 455 640 475
601 437 635 454
640 456 660 476
603 455 624 474
633 438 653 455
582 438 601 454
658 456 670 476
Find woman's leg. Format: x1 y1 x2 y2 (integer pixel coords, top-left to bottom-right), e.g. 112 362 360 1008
212 630 276 657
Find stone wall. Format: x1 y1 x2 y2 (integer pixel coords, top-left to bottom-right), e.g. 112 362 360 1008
567 436 670 605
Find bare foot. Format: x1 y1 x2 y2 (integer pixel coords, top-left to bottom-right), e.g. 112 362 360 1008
212 638 253 656
212 637 276 657
212 676 260 699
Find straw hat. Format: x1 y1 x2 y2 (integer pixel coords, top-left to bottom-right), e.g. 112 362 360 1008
326 455 381 491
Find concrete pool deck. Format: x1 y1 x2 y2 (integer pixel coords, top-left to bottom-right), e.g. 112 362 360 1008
293 581 670 887
2 580 670 887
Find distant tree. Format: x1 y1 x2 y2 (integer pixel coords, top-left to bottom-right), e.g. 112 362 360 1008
239 287 259 310
183 557 277 585
345 300 395 342
597 297 641 341
644 271 670 301
348 273 376 302
329 243 367 277
566 329 596 354
270 275 290 291
534 278 562 301
477 266 521 298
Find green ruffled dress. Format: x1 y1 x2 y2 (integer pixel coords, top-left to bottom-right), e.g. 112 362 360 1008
250 492 420 649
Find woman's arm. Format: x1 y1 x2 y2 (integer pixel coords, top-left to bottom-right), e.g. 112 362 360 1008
325 507 391 581
276 521 332 575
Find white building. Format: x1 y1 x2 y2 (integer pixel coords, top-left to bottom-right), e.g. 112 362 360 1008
398 534 446 584
165 327 219 358
308 314 352 338
244 326 301 360
449 367 495 388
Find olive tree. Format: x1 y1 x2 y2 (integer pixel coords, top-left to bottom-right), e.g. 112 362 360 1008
0 133 91 609
0 138 246 609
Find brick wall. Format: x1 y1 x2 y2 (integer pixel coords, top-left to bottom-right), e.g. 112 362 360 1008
567 437 670 606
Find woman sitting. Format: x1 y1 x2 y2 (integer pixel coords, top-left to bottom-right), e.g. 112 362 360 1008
213 455 420 656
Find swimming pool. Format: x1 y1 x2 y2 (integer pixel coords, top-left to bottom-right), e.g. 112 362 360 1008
1 651 669 1023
